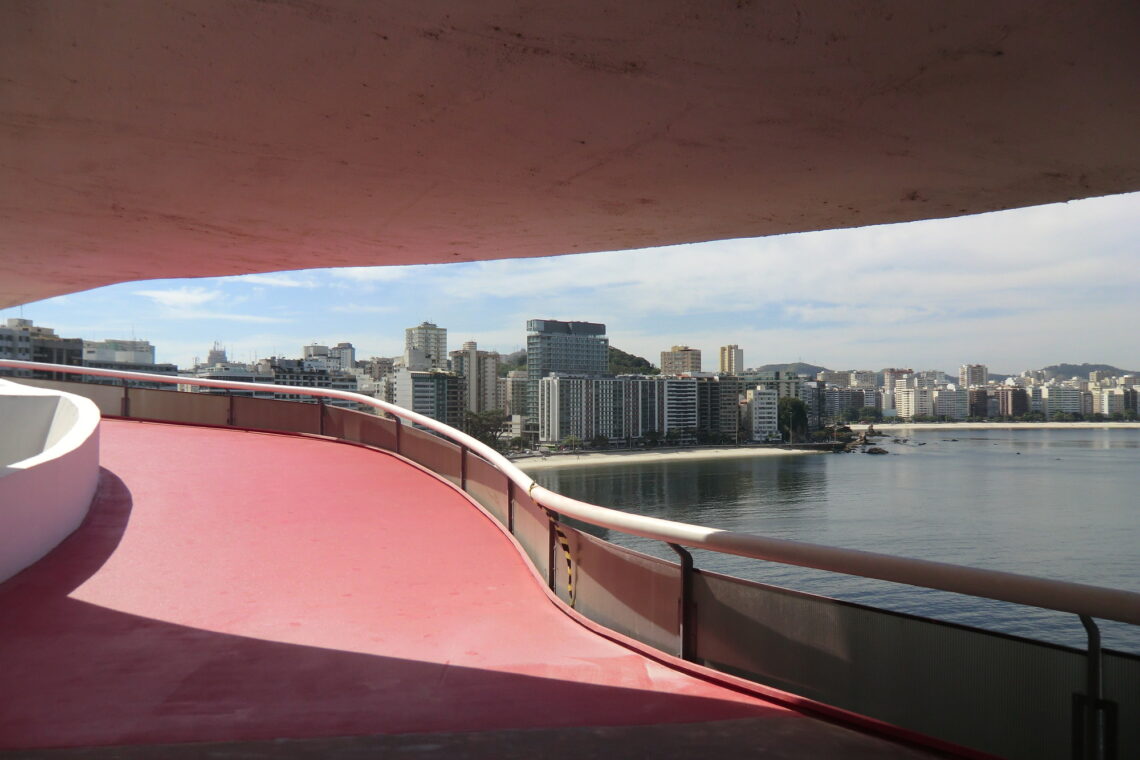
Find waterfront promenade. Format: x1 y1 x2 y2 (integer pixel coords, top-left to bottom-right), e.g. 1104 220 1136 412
0 419 940 757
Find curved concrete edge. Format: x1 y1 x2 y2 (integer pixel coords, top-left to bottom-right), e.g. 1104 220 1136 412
0 380 101 583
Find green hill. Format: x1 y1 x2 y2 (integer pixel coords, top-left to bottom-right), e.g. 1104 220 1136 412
610 346 659 375
496 346 659 376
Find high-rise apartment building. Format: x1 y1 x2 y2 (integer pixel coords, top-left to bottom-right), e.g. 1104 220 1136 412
328 342 356 371
824 387 865 421
392 367 463 427
1038 386 1080 418
405 322 448 370
718 345 743 374
499 370 528 416
932 388 969 420
536 374 712 444
83 339 156 365
661 345 702 375
915 370 946 389
747 370 802 400
695 375 745 441
449 341 501 414
849 371 876 390
816 370 849 387
882 368 913 393
895 387 934 420
967 388 990 418
959 364 988 388
526 320 608 425
993 386 1029 418
1 318 84 380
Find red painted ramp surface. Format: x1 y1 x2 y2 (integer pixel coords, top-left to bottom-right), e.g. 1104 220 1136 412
0 420 926 753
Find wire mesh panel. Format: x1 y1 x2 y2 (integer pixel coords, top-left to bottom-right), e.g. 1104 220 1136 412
321 406 398 451
13 378 124 416
1104 650 1140 756
509 482 549 581
464 453 509 524
559 528 681 655
398 425 462 486
231 395 322 434
126 387 229 426
691 569 1137 760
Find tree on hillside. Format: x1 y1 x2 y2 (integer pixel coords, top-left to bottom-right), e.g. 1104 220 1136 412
778 398 809 443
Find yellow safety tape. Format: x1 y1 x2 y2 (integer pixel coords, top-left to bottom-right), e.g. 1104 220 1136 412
554 523 576 608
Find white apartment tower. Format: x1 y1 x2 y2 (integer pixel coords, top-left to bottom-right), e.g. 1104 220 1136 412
405 322 448 370
895 387 935 420
746 388 779 441
449 340 501 413
328 342 356 371
719 345 743 374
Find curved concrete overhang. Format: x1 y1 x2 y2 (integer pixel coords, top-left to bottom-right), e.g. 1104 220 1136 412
1 1 1138 307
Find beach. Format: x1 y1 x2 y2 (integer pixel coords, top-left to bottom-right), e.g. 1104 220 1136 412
514 446 819 470
852 421 1140 432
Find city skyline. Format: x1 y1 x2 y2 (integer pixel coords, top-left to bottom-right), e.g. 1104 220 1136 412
5 192 1137 374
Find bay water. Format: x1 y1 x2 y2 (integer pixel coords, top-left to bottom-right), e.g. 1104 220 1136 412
529 427 1140 653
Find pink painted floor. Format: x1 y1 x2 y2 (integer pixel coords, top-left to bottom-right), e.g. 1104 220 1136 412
0 420 938 754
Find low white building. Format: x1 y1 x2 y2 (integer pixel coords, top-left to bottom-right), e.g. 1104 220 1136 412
746 388 779 441
1040 386 1083 417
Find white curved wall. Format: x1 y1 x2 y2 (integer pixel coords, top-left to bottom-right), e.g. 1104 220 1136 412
0 380 101 583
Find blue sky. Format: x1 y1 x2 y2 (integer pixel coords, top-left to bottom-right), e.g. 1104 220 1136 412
7 192 1138 375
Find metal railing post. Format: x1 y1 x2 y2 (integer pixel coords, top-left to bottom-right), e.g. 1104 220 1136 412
317 396 326 435
460 445 468 491
669 543 696 661
506 477 515 534
1073 615 1116 760
119 377 130 417
226 390 235 426
393 415 402 455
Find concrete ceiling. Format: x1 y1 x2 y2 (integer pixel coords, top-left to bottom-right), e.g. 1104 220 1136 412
2 1 1138 308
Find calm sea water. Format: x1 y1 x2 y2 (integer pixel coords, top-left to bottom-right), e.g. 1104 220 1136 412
530 428 1140 654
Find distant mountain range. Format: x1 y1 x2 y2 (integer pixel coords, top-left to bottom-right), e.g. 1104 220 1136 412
1038 363 1138 380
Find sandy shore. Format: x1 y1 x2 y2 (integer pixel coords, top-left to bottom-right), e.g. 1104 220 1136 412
513 446 820 470
852 422 1140 432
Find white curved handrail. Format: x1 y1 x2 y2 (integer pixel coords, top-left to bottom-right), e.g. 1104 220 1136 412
3 359 1139 627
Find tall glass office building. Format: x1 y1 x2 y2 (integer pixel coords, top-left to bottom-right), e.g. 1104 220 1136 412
525 319 608 426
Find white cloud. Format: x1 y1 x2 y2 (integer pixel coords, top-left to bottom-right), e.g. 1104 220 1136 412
330 304 398 314
133 286 288 325
329 267 414 283
227 273 318 288
135 286 221 309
